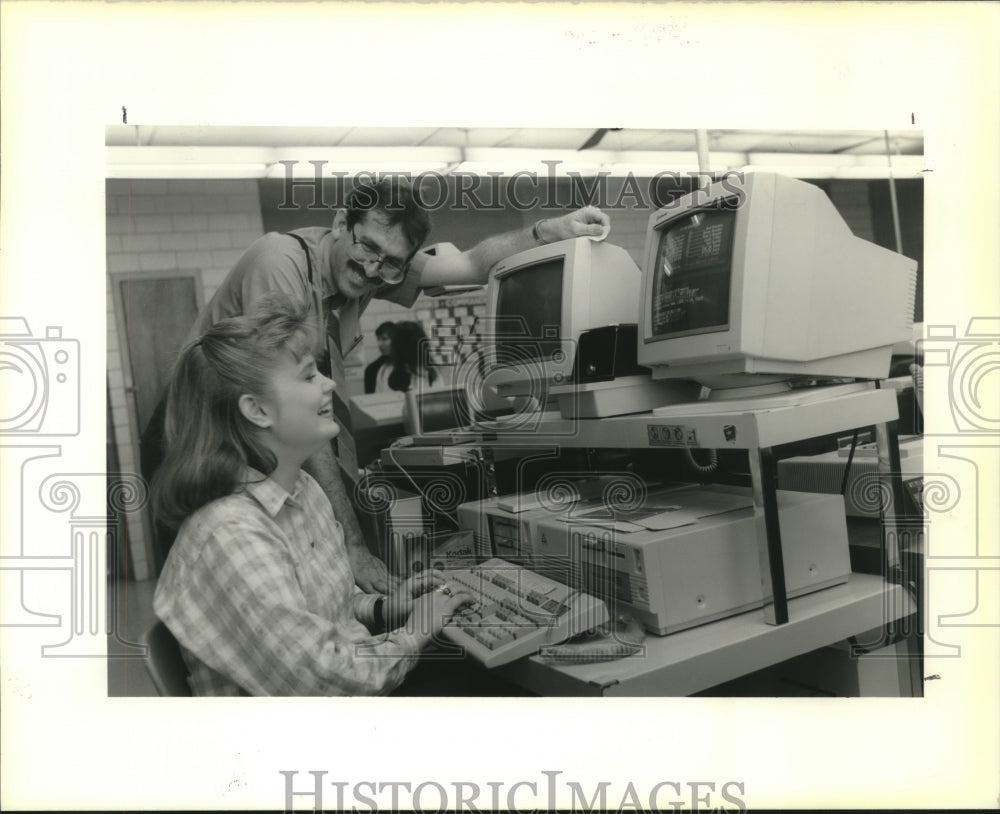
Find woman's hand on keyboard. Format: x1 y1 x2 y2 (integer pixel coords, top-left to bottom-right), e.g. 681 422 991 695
384 569 446 629
406 582 475 645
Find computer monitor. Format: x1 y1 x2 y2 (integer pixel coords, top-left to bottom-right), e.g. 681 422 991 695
637 172 918 396
481 237 642 398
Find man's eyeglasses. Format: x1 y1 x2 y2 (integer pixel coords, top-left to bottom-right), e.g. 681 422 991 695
348 228 409 284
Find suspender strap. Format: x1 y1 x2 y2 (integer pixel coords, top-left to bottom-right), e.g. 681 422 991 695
285 231 316 286
284 231 331 376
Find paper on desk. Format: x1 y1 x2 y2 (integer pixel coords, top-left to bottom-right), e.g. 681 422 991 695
496 492 551 513
497 480 689 514
556 488 754 533
557 504 695 533
495 477 612 513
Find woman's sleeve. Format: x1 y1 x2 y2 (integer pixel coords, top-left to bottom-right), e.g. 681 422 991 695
154 510 423 696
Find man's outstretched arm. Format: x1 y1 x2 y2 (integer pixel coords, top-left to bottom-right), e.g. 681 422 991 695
413 206 610 288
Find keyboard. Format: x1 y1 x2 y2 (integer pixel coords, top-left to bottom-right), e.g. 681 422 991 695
440 558 609 668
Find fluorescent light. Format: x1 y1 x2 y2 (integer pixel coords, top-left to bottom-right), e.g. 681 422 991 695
106 163 270 179
742 153 925 179
832 160 925 179
452 161 606 177
106 146 273 178
463 147 619 166
106 145 461 180
739 164 843 180
267 147 461 179
265 162 453 180
602 162 704 176
106 144 927 181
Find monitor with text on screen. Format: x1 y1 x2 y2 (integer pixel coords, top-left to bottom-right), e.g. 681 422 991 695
637 172 918 398
482 237 642 399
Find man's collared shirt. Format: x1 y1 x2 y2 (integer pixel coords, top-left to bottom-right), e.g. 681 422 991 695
153 469 422 696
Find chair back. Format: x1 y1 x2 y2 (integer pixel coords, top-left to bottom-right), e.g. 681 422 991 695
140 620 192 697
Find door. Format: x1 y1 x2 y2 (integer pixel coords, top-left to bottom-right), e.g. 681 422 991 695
114 273 203 435
111 270 203 575
106 383 132 581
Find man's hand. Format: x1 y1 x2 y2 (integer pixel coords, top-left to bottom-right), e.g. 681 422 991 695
537 206 610 242
348 545 398 594
416 206 612 288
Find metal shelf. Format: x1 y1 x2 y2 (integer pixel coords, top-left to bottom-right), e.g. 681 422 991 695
475 385 904 627
389 385 907 628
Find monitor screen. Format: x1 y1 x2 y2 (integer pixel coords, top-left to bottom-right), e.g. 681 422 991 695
494 259 564 362
483 237 643 400
651 207 736 338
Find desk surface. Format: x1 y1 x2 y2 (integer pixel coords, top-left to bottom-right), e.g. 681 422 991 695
497 575 915 697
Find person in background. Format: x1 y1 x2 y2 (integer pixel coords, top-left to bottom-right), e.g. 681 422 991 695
141 177 610 594
374 320 447 394
363 321 396 394
152 293 473 696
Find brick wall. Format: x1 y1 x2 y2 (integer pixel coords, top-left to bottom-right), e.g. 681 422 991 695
105 179 264 580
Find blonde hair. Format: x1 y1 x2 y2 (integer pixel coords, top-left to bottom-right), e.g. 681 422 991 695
152 292 318 528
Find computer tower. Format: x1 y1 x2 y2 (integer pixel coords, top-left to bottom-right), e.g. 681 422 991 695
531 485 851 635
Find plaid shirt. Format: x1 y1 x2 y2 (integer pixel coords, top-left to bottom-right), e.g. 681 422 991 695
153 469 422 696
